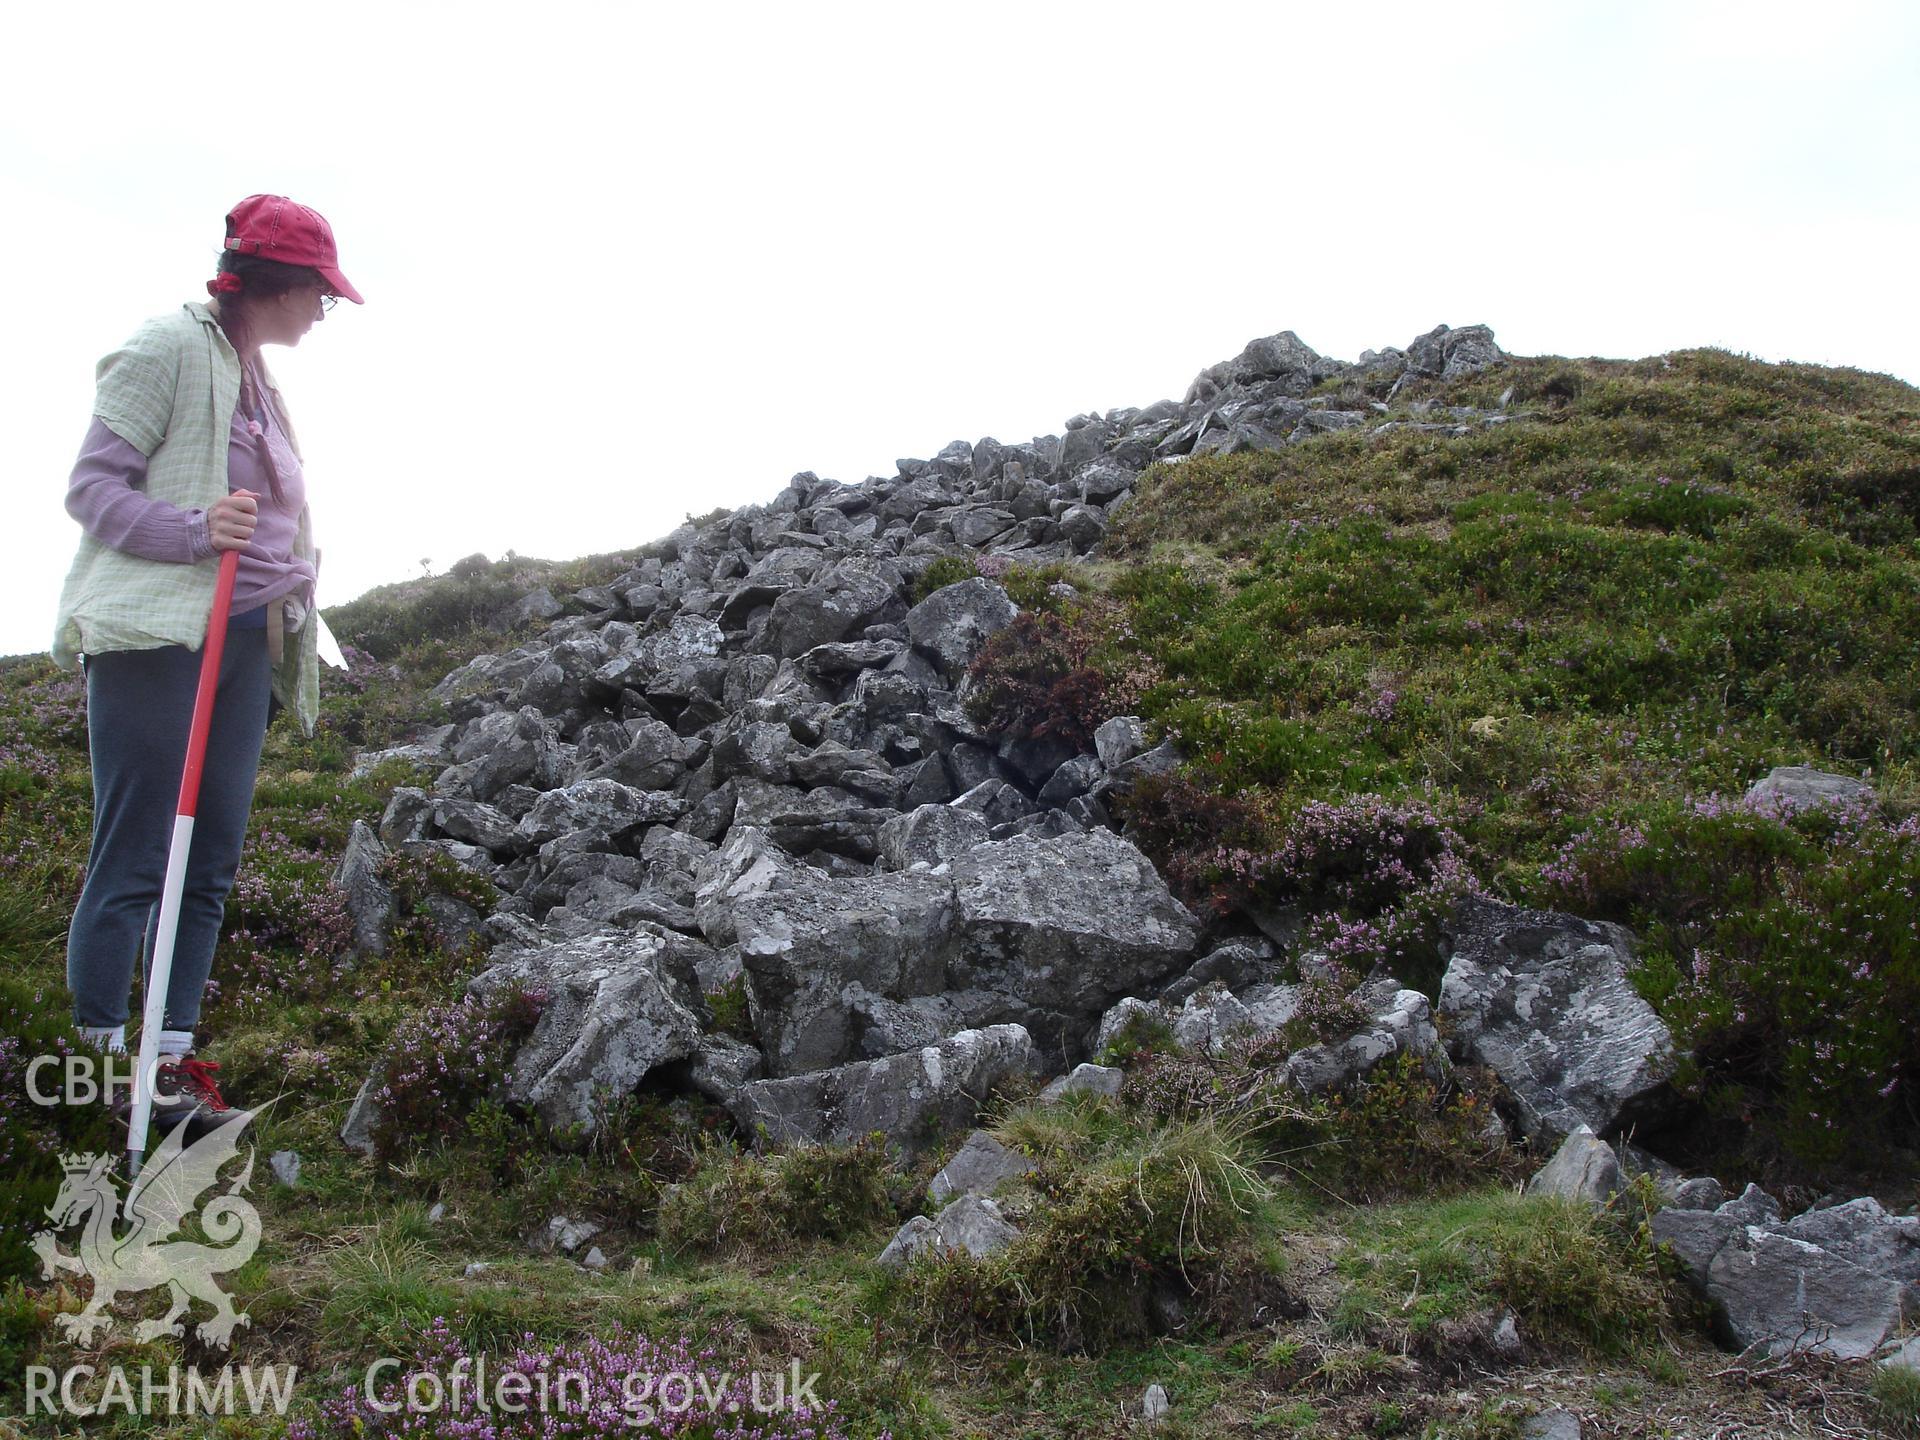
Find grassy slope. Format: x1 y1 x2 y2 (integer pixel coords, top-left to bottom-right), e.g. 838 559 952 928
2 354 1918 1437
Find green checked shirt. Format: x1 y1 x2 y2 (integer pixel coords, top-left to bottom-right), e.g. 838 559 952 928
52 303 320 735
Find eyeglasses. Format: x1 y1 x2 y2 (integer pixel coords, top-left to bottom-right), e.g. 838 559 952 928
319 292 339 313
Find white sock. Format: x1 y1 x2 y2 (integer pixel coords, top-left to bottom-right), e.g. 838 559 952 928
158 1028 197 1059
80 1024 127 1053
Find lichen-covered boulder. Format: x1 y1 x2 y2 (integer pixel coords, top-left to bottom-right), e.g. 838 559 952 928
904 578 1018 680
928 1130 1035 1205
729 1024 1038 1153
465 926 713 1132
1439 896 1678 1145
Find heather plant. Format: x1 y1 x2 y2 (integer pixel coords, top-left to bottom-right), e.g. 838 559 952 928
288 1316 853 1439
370 985 547 1163
0 664 92 961
1121 783 1482 993
0 1279 48 1412
0 977 116 1284
907 553 975 602
1537 795 1920 1177
963 603 1127 753
224 826 357 955
704 973 755 1041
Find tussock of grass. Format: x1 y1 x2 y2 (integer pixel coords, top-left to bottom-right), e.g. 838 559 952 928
1871 1361 1920 1438
883 1100 1278 1349
1333 1184 1678 1358
657 1135 898 1259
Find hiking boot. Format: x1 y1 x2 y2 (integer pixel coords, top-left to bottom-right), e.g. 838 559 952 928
111 1057 247 1141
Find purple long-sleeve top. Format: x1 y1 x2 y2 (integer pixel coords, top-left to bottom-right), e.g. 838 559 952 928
66 376 317 616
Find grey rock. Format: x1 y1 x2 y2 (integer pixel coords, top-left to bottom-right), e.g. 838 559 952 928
1285 985 1446 1095
269 1150 301 1187
874 1216 936 1269
466 927 710 1132
340 1069 380 1157
1493 1311 1523 1356
799 639 906 683
1654 1187 1919 1359
1526 1125 1623 1205
1057 505 1106 554
1401 323 1507 383
1707 1227 1904 1358
951 778 1038 829
1039 1063 1125 1103
877 803 991 872
533 1215 603 1256
951 509 1015 547
731 827 1197 1070
640 614 726 671
761 564 903 657
1169 986 1257 1056
332 821 395 957
517 778 679 847
877 1194 1020 1269
1777 1198 1920 1308
1882 1336 1920 1373
904 579 1018 680
1107 738 1181 786
934 1193 1020 1257
581 1246 608 1272
1439 896 1678 1145
378 786 433 846
731 1023 1039 1153
1093 715 1149 770
1522 1411 1580 1440
687 1033 766 1103
1141 1383 1171 1422
928 1130 1035 1204
502 587 564 628
351 723 455 779
1091 996 1159 1056
711 719 802 785
1228 330 1339 389
939 829 1202 1063
1160 939 1277 1005
731 776 892 861
997 731 1079 789
1038 754 1104 807
431 798 522 854
437 707 567 802
1720 1182 1783 1225
428 1203 446 1223
584 718 697 790
730 865 955 1076
693 827 802 948
1743 765 1874 814
1671 1176 1728 1211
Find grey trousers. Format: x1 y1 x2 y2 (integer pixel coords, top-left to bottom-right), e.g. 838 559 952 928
66 627 271 1031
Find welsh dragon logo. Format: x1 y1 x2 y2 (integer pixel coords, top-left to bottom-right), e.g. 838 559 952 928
29 1106 270 1348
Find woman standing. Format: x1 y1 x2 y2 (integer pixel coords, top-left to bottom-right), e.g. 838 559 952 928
53 194 361 1136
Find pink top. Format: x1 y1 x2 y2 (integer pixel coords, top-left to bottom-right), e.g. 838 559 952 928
65 362 317 616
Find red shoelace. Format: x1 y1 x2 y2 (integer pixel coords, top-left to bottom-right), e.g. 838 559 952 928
166 1057 231 1112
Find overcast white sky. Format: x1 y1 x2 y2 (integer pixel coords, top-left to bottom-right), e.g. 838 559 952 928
4 1 1916 659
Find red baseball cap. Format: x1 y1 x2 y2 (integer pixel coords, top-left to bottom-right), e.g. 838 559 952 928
223 194 364 304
